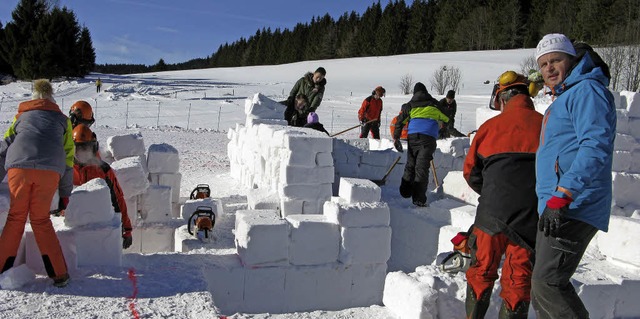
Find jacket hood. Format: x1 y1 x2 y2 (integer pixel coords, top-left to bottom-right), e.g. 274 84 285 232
409 91 437 106
555 53 609 95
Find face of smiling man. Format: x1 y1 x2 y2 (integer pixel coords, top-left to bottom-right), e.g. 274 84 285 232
537 52 575 88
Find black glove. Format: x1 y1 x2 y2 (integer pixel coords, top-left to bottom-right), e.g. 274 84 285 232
122 231 133 249
393 139 403 153
538 205 567 237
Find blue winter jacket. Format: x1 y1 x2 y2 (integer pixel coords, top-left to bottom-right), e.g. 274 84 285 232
536 53 616 231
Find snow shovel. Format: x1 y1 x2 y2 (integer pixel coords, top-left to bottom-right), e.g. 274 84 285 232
373 156 402 186
431 160 444 199
330 119 378 137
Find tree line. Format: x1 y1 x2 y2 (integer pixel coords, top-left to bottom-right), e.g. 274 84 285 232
0 0 96 80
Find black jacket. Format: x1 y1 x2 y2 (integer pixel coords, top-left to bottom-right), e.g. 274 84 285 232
303 122 330 136
437 98 457 121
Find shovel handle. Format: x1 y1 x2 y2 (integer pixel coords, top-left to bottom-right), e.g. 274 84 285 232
430 160 440 188
330 119 378 137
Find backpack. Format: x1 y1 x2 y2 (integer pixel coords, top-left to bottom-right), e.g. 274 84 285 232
573 42 611 80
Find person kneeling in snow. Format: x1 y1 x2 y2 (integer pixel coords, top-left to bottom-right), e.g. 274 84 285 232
303 112 329 136
72 124 133 249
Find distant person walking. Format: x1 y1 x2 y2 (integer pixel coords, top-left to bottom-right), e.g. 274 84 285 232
96 78 102 93
288 67 326 112
532 33 616 319
437 90 465 138
0 79 73 287
358 86 385 139
393 82 449 207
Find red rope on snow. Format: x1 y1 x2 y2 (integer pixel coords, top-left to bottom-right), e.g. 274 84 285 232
127 267 141 319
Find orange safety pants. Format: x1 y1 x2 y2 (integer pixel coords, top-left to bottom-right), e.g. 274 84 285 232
0 168 67 278
465 227 533 311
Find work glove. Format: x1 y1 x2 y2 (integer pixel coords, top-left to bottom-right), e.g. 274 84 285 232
50 197 69 217
538 196 572 237
122 230 133 249
393 139 404 153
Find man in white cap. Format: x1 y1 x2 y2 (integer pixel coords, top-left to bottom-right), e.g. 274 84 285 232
532 33 616 318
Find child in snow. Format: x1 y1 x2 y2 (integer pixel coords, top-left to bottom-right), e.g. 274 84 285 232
283 94 310 127
303 112 330 136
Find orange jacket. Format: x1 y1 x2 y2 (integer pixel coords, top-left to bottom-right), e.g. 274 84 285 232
358 95 383 122
73 162 132 231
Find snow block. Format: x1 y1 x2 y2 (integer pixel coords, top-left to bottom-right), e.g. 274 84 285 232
280 197 304 217
357 163 391 181
617 109 630 136
74 214 122 267
630 117 640 140
106 132 145 160
278 183 332 201
612 172 640 208
286 214 340 265
339 226 391 265
147 143 180 173
125 196 139 219
333 138 370 154
247 188 279 210
139 221 179 253
242 266 286 313
202 254 245 314
351 263 388 307
111 156 150 198
235 210 289 267
302 200 324 214
442 171 479 206
245 118 288 127
316 152 334 167
244 93 286 120
436 137 470 158
24 218 77 276
181 197 223 221
360 150 398 167
140 185 172 222
597 216 640 267
614 133 640 152
283 132 332 154
323 200 390 228
621 90 640 118
123 219 143 254
284 263 354 312
0 264 35 290
338 177 381 203
280 149 317 167
64 178 115 228
149 172 182 204
383 271 440 319
280 166 335 185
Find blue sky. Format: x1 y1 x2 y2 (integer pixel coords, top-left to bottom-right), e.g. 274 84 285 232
1 0 390 65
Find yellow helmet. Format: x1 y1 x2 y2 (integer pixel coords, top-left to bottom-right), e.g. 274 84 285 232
489 71 529 110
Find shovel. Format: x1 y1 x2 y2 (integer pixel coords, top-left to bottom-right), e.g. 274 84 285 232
430 160 444 199
373 156 402 186
330 119 378 137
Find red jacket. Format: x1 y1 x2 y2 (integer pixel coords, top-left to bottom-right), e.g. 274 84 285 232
358 95 383 122
73 161 132 231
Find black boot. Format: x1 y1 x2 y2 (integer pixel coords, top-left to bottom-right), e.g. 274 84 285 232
399 178 412 198
498 301 530 319
465 284 492 319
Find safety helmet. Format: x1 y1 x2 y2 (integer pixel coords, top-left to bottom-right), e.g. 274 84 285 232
374 86 386 97
69 100 95 127
72 123 95 143
489 71 529 110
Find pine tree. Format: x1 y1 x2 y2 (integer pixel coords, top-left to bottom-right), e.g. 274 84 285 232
77 26 96 76
405 0 433 53
0 20 12 75
153 58 167 72
356 2 382 56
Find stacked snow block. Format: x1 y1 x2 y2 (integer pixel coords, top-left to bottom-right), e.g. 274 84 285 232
243 92 287 127
235 209 289 266
147 143 182 216
331 138 405 194
228 95 334 216
23 179 122 275
611 91 640 215
596 216 640 268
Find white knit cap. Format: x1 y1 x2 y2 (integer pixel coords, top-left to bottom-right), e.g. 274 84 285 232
535 33 576 61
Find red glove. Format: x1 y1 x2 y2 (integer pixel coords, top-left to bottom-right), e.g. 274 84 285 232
546 196 572 209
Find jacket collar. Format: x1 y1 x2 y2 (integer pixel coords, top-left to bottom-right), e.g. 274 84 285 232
552 53 609 96
16 99 63 118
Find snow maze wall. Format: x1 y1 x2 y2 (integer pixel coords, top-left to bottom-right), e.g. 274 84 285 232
1 91 640 317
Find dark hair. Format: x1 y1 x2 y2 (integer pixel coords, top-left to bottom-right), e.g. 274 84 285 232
296 94 309 104
499 86 529 102
315 67 326 76
446 90 455 99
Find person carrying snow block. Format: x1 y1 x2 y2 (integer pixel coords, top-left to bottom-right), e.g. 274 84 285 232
532 33 616 319
71 124 133 249
437 90 465 138
303 112 329 136
358 86 385 139
283 94 310 127
462 71 543 318
0 79 72 287
287 67 326 112
393 82 449 207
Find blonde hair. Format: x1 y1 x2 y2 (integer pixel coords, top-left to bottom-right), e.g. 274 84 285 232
32 79 54 101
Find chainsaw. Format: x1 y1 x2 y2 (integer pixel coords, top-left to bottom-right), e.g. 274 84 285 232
189 184 211 199
188 206 216 242
439 227 473 274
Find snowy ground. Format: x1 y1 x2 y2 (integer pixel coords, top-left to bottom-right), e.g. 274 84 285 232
1 47 632 318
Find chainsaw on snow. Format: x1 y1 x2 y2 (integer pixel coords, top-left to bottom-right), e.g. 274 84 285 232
188 206 216 242
439 227 473 274
189 184 211 199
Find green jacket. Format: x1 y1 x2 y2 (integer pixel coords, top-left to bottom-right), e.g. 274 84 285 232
289 72 326 112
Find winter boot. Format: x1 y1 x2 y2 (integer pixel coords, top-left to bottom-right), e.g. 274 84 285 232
399 178 412 198
465 284 492 319
498 301 530 319
53 273 70 288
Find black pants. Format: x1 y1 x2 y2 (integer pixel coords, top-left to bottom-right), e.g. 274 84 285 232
360 121 380 139
531 218 598 319
400 133 436 204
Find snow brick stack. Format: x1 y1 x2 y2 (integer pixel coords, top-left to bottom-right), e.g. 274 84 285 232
611 91 640 217
205 178 392 314
227 93 333 216
147 143 181 215
23 179 122 276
